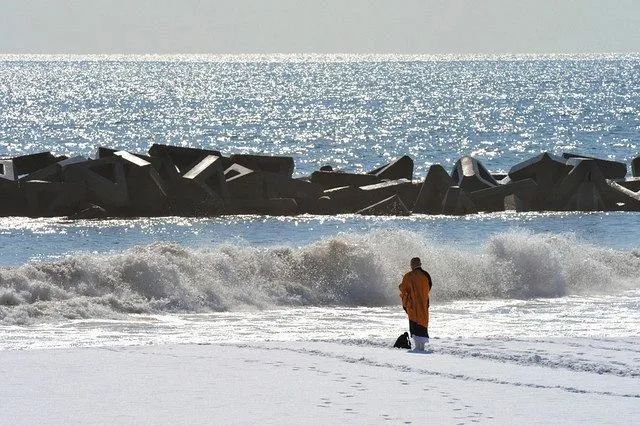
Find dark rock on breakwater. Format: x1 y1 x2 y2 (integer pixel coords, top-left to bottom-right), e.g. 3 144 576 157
1 144 639 218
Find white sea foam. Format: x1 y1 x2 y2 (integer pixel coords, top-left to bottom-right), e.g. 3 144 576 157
1 230 638 324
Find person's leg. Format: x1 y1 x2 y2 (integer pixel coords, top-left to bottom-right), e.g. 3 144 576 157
409 321 429 350
413 335 428 351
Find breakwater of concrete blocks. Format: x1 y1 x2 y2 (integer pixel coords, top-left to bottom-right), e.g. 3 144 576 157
1 144 639 218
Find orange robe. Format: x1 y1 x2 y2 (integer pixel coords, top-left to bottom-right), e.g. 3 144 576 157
399 269 431 328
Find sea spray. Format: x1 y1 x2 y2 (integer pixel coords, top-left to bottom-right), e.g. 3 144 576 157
1 230 639 324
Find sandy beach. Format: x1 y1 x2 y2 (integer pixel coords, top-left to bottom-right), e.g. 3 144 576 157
3 338 638 425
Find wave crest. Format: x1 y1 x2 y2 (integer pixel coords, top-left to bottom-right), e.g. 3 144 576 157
1 230 638 324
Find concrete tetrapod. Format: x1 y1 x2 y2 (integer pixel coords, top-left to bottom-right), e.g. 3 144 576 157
20 156 88 182
508 152 572 211
367 155 414 181
451 156 498 193
0 159 16 182
229 154 294 177
632 155 640 178
359 179 420 211
468 178 538 213
0 179 27 216
225 164 265 200
605 180 640 211
357 194 410 216
23 180 87 217
413 164 452 214
11 152 61 177
547 159 613 211
317 186 368 214
114 151 170 216
563 153 627 179
441 186 478 215
224 163 322 213
614 178 640 192
310 170 382 190
182 155 229 200
63 157 129 213
148 144 223 174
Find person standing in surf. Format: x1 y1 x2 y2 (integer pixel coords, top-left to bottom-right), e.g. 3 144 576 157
399 257 432 351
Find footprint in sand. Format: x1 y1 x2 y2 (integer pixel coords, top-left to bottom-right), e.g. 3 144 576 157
317 397 332 408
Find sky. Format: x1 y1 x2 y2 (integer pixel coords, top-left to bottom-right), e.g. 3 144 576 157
1 0 639 54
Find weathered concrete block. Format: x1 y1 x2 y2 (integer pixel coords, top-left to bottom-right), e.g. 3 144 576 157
613 178 640 192
63 157 129 211
224 165 323 209
451 156 498 192
172 181 225 216
225 164 265 200
567 182 607 211
413 165 452 214
563 153 627 179
605 180 640 211
97 146 164 170
114 151 170 215
148 144 222 174
0 179 28 216
509 152 571 183
226 163 319 201
310 170 381 189
359 179 419 211
548 159 613 211
11 152 60 176
469 178 538 213
631 155 640 178
21 156 88 182
508 152 572 211
23 180 87 217
357 194 410 216
229 154 294 177
182 155 229 200
320 186 368 213
368 155 414 181
266 175 322 214
441 186 478 215
264 175 323 202
0 159 16 182
311 195 338 215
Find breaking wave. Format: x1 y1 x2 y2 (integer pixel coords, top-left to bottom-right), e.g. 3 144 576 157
1 230 639 324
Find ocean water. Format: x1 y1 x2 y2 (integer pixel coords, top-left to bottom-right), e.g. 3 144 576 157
0 54 639 349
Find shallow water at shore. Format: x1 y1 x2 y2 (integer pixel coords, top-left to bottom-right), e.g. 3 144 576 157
2 290 639 350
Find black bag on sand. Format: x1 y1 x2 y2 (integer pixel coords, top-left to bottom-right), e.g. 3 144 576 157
393 332 411 349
